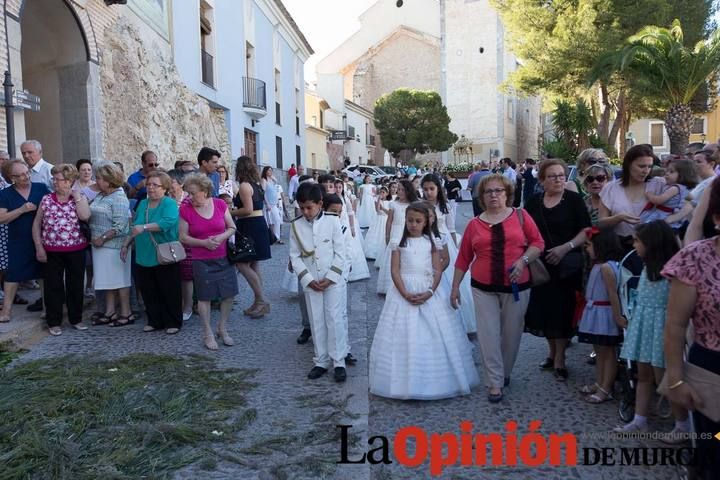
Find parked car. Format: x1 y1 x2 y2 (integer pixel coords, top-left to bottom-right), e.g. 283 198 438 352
342 164 389 183
376 166 399 176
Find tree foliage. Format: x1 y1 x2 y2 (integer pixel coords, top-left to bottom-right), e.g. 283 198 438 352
373 89 458 157
490 0 717 154
593 20 720 153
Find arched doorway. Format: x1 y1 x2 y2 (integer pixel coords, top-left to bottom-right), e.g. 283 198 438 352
18 0 97 164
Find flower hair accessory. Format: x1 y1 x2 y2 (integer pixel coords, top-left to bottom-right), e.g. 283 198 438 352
585 226 601 240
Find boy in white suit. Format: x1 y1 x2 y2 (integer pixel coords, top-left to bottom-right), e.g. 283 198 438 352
290 183 349 382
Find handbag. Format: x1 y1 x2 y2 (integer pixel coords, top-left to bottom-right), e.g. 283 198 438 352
227 230 256 263
658 362 720 422
145 205 186 265
516 208 550 286
537 194 585 279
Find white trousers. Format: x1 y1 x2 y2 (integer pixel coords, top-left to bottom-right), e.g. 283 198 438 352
304 281 349 368
471 288 530 388
265 205 282 239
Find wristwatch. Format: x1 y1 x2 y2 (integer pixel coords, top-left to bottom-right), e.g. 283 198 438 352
142 224 147 231
522 255 530 265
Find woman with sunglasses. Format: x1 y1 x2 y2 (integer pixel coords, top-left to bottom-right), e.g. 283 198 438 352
574 149 610 196
583 164 613 226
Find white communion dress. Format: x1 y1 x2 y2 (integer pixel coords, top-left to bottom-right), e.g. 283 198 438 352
369 236 480 400
375 201 409 293
364 200 390 259
357 184 377 228
340 201 370 282
435 205 477 334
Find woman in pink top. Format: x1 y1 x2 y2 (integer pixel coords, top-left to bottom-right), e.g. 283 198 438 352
31 164 91 336
662 178 720 478
179 174 237 351
451 174 544 403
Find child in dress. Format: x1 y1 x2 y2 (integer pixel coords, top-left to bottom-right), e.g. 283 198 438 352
615 221 689 437
577 228 626 403
369 202 479 399
642 159 697 228
330 179 369 282
364 187 390 259
376 180 419 292
421 174 477 337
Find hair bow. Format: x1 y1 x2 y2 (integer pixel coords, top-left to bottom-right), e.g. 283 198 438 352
585 226 601 239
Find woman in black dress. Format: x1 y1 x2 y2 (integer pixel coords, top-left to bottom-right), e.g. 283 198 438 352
231 156 271 319
524 159 591 381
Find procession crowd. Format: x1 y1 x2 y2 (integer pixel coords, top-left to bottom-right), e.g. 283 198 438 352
0 139 718 479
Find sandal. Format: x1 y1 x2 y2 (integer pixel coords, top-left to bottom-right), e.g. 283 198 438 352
243 302 261 316
579 383 599 395
585 386 613 404
109 315 135 328
216 330 235 346
91 312 116 326
204 334 219 351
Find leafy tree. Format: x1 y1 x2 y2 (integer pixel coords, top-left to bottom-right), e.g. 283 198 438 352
373 89 458 159
490 0 716 154
545 99 599 162
593 20 720 154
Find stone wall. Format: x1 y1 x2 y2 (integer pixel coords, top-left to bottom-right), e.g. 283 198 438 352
100 17 230 172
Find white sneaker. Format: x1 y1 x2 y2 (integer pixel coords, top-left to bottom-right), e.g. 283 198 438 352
49 327 62 336
613 421 648 433
182 312 192 321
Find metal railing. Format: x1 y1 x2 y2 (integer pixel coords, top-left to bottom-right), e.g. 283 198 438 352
201 49 214 87
242 77 267 111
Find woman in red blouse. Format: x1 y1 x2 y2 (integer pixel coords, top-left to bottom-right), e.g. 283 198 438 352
452 174 544 403
32 164 91 335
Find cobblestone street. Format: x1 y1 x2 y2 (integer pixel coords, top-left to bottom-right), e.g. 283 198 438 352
10 202 680 479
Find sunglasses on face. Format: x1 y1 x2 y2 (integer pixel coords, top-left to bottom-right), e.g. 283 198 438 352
584 174 607 184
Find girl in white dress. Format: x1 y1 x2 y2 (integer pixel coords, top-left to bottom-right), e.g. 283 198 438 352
335 181 370 282
364 187 390 259
336 179 365 251
376 180 419 293
421 174 477 335
357 175 377 228
369 202 480 400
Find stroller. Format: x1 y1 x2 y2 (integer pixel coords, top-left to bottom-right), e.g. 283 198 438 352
614 249 672 422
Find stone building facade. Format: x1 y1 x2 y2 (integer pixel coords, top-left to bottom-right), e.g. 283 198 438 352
0 0 229 173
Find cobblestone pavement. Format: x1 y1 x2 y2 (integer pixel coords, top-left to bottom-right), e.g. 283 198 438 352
11 202 681 480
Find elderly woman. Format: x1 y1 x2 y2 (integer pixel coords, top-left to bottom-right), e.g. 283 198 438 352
583 163 613 226
0 160 51 322
662 177 720 479
32 164 90 335
0 151 11 306
452 174 544 403
121 171 181 334
179 174 237 350
598 145 665 251
524 159 591 381
89 162 132 327
231 156 271 318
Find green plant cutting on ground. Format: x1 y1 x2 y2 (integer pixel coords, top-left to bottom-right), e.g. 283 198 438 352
0 354 258 479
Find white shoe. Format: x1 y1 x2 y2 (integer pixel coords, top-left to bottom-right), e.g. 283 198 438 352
49 326 62 336
182 312 192 321
73 323 89 331
613 421 648 433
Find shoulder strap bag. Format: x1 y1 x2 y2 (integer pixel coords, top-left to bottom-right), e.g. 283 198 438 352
516 208 550 287
146 203 186 265
537 193 584 280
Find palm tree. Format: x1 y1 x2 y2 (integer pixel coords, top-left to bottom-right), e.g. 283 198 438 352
591 20 720 154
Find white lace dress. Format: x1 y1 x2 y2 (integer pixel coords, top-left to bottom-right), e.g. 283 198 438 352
364 200 390 259
369 236 480 400
435 205 477 334
357 184 377 228
376 201 409 293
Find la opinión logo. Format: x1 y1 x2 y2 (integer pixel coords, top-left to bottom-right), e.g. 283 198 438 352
338 420 578 476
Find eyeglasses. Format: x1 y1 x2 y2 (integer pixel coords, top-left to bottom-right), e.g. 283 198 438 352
146 182 163 188
545 174 566 181
584 175 607 184
483 188 506 196
10 172 29 179
145 163 159 167
51 177 70 183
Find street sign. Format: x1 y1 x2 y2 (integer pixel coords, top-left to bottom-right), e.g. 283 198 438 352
14 90 40 112
330 130 348 141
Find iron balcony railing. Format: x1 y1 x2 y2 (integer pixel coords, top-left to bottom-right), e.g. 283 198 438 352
201 49 214 87
243 77 267 111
